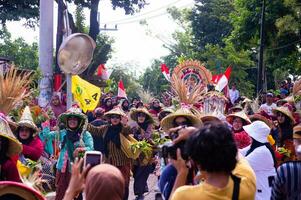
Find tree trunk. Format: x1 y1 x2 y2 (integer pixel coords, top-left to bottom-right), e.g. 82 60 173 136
89 0 100 41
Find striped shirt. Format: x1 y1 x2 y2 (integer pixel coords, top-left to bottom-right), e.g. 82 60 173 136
271 161 301 200
87 124 132 166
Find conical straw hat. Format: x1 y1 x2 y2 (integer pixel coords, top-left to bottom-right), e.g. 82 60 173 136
58 106 87 125
160 107 202 132
226 111 251 125
18 106 39 133
130 108 155 124
104 107 126 118
0 117 22 157
249 113 273 128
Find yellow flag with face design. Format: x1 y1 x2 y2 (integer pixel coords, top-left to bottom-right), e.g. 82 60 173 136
71 75 101 112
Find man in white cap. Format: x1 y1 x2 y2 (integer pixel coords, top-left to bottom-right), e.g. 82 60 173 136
241 121 277 200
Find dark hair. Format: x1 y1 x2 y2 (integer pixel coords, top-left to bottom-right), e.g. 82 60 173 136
17 127 34 145
172 116 192 127
0 136 9 164
186 122 237 173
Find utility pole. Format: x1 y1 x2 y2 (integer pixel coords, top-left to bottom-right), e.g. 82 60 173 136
38 0 54 108
257 0 266 95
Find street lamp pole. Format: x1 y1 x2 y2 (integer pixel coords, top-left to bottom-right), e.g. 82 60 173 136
257 0 266 95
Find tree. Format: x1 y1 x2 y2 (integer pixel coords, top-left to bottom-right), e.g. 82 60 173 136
0 28 38 70
0 0 39 27
190 0 234 49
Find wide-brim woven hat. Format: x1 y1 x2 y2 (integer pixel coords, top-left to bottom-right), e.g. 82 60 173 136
273 106 295 124
249 113 273 128
0 181 45 200
160 107 202 132
293 124 301 139
58 106 87 126
226 111 251 125
130 108 155 124
17 106 39 134
229 104 243 113
0 117 22 157
104 107 126 118
200 114 221 123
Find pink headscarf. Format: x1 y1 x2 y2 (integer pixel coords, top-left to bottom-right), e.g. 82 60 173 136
85 164 125 200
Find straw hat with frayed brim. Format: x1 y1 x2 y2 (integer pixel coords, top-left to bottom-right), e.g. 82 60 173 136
0 117 22 157
226 111 251 125
200 114 221 123
273 106 296 124
229 105 243 112
0 181 45 200
293 124 301 139
17 106 39 134
130 108 155 124
249 113 273 128
104 107 126 118
58 107 87 126
160 107 202 132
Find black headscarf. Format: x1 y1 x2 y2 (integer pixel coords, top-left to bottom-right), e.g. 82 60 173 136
246 138 277 168
103 124 122 157
17 127 34 145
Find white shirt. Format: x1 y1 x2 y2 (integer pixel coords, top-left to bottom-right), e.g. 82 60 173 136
259 103 276 116
241 146 276 200
229 89 239 104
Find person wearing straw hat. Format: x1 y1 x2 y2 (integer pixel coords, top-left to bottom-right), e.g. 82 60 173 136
0 116 22 182
0 181 45 200
86 107 134 200
226 111 252 149
148 99 163 118
15 106 44 162
129 108 155 200
159 107 202 200
272 106 296 159
271 124 301 199
40 106 94 200
241 121 277 200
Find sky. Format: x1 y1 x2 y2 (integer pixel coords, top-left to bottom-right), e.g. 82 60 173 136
6 0 195 75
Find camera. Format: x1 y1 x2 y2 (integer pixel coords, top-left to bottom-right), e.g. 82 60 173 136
161 128 189 160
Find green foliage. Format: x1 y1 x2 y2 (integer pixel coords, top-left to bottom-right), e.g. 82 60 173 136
0 0 39 27
75 5 87 33
0 28 38 70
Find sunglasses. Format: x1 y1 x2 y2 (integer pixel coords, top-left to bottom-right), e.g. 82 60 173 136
137 113 146 117
110 115 121 119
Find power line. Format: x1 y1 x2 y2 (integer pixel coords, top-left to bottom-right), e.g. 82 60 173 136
100 0 187 24
107 2 194 25
266 39 301 51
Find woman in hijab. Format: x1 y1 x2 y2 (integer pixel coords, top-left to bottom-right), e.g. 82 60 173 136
86 107 134 200
63 159 125 200
50 94 66 119
148 99 162 117
129 108 155 200
102 97 114 112
120 99 130 113
41 106 94 200
16 107 44 162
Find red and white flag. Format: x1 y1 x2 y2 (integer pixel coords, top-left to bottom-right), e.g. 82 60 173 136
118 80 127 98
97 64 112 80
215 66 232 92
161 64 170 82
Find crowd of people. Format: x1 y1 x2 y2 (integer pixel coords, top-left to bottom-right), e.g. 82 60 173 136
0 76 301 200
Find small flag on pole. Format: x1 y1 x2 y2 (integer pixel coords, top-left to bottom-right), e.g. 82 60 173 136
161 64 171 82
97 64 112 80
215 66 232 92
118 80 127 98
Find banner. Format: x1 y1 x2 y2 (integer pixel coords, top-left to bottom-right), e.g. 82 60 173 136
71 75 101 112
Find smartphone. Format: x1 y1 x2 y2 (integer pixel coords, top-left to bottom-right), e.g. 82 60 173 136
84 151 102 167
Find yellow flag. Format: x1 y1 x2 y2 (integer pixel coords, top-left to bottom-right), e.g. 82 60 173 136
71 75 101 112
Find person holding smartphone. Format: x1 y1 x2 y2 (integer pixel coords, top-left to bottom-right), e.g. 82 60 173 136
86 107 133 200
40 106 94 200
